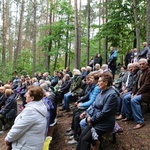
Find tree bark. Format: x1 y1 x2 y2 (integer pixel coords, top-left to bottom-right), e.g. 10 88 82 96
74 0 80 69
2 0 6 74
146 0 150 47
86 0 90 66
133 0 140 51
14 0 25 68
33 0 37 74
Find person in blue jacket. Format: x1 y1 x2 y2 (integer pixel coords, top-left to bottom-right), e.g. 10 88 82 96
108 46 117 79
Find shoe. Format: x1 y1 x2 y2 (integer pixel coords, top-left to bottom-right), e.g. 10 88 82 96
65 109 70 112
133 123 145 130
57 103 63 107
3 124 10 131
0 131 4 135
121 118 131 122
65 130 74 136
66 127 72 132
59 106 66 111
69 135 74 140
116 115 125 120
67 139 77 145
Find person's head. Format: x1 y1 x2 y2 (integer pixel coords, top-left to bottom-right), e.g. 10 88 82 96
86 66 92 72
31 77 38 84
25 86 44 103
127 63 133 72
81 67 86 73
63 74 70 81
85 75 92 85
4 84 11 90
5 89 14 97
98 72 113 90
132 62 139 72
73 69 81 76
40 83 49 92
94 64 100 70
138 58 148 71
0 86 5 94
89 71 100 84
142 42 147 47
110 46 114 51
101 64 108 71
120 66 127 73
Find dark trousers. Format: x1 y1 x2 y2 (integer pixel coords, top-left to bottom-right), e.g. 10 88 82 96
71 108 83 140
0 114 6 130
109 65 116 79
76 126 105 150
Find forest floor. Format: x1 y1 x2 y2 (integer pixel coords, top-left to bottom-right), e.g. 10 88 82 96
50 103 150 150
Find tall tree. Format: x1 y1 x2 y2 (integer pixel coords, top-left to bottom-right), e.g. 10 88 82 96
74 0 80 69
133 0 140 51
14 0 25 68
146 0 150 46
33 0 37 74
86 0 90 65
2 0 6 74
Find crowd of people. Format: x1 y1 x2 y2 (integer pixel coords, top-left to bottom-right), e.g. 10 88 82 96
0 42 150 150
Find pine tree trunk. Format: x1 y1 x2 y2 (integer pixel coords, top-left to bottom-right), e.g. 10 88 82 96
2 0 6 74
33 0 37 74
86 0 90 66
133 0 140 51
14 0 25 68
146 0 150 46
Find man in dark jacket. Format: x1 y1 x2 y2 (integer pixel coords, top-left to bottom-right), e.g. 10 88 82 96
123 58 150 129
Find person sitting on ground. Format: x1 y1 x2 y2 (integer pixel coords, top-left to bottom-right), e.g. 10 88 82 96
122 59 150 129
60 69 83 112
5 86 48 150
66 73 100 145
76 72 118 150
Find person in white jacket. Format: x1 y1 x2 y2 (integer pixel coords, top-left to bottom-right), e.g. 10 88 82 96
5 86 48 150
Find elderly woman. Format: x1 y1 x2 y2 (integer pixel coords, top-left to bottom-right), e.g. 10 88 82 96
5 86 48 150
76 72 118 150
60 69 83 112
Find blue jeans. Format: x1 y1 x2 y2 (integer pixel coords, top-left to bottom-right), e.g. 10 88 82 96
131 95 144 124
63 92 72 109
123 93 144 124
80 118 88 130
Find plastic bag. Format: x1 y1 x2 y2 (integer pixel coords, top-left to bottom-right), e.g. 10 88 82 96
42 136 52 150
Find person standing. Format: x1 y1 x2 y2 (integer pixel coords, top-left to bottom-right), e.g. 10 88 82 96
108 46 117 79
138 42 150 59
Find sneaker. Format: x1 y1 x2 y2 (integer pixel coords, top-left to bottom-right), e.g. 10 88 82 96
66 127 72 132
59 106 66 111
67 139 77 145
3 124 10 131
65 130 74 136
69 135 74 140
0 131 4 135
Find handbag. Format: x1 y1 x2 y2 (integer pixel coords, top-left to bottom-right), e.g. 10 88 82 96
42 136 52 150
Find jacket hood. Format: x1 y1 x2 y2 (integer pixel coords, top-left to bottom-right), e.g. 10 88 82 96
26 100 48 117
